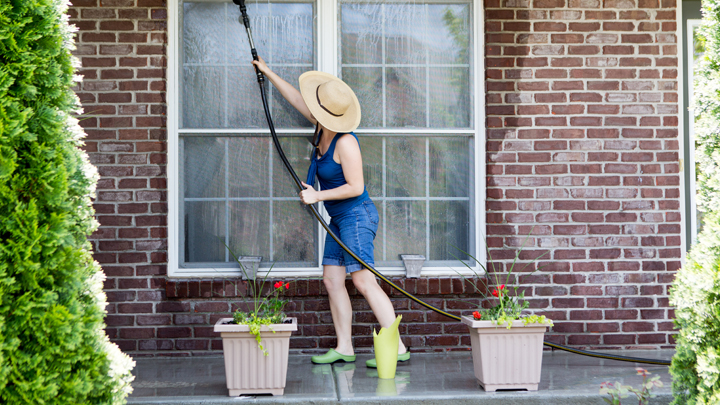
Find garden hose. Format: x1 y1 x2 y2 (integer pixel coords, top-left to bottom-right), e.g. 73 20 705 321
233 0 671 368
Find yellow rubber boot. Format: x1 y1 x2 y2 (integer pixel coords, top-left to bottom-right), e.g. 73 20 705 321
372 315 402 379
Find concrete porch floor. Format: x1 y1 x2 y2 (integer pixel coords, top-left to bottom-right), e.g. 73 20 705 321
127 350 674 405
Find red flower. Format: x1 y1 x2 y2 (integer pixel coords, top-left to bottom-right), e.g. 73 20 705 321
492 289 499 297
500 284 505 290
285 282 290 290
274 281 282 289
473 311 482 320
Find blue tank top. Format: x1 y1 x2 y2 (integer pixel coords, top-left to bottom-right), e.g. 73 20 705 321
306 132 371 217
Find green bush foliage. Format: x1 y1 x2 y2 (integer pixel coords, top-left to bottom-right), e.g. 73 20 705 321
670 212 720 404
0 0 134 403
670 1 720 404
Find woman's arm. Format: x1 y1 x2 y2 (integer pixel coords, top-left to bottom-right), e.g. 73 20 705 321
299 134 364 205
252 57 316 124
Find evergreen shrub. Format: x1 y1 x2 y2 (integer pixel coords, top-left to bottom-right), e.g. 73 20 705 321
0 0 134 403
670 1 720 404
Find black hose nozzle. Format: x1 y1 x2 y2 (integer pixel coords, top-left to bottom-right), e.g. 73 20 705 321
234 0 264 83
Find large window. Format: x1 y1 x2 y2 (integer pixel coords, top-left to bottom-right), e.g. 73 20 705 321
168 0 483 277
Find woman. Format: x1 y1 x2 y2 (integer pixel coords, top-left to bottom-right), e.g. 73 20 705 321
252 57 409 367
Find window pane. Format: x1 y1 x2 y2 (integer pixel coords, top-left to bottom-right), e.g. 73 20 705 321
429 67 471 128
342 67 383 128
371 200 385 262
270 3 314 64
229 201 270 260
387 137 425 197
430 201 470 261
386 67 426 127
226 67 267 129
183 2 226 64
429 137 471 197
226 3 271 64
384 4 427 65
359 137 383 198
229 137 269 198
273 201 318 265
184 201 226 263
341 3 383 64
427 4 470 64
385 200 426 260
183 66 225 128
273 137 314 197
272 66 314 128
183 137 225 198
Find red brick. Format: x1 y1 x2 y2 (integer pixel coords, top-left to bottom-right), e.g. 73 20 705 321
621 34 653 43
568 45 601 55
587 323 619 333
587 298 619 308
568 335 601 345
118 303 153 314
604 334 636 345
637 334 667 344
586 11 617 20
551 34 585 44
100 21 135 31
535 22 567 31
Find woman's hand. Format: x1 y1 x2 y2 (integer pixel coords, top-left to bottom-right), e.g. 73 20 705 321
251 56 272 76
299 181 320 205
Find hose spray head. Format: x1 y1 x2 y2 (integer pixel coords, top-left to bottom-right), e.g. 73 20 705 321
234 0 250 27
233 0 264 83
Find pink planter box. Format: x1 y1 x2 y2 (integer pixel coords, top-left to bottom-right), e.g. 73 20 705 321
461 316 550 392
214 317 297 396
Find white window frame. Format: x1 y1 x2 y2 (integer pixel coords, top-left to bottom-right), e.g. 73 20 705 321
684 18 701 248
167 0 486 278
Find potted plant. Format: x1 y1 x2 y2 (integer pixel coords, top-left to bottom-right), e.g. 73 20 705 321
456 238 553 392
214 250 297 396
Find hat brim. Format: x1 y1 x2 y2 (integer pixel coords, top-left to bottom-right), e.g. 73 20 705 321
299 71 361 134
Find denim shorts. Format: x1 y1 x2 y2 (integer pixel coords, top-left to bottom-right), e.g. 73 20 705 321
322 200 379 273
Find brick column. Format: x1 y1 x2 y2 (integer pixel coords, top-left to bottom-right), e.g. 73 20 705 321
69 0 168 352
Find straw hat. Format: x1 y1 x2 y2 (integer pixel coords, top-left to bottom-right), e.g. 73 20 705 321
299 71 361 134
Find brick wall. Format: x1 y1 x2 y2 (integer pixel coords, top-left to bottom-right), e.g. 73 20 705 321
69 0 680 355
69 0 169 353
484 0 680 348
162 278 483 352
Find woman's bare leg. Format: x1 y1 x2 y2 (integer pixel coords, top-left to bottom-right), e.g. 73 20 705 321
351 269 407 354
323 265 354 355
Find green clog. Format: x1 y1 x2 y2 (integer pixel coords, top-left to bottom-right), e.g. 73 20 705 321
311 349 356 364
365 351 410 368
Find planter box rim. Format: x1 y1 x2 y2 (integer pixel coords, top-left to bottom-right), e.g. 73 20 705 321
214 317 298 333
460 315 552 329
